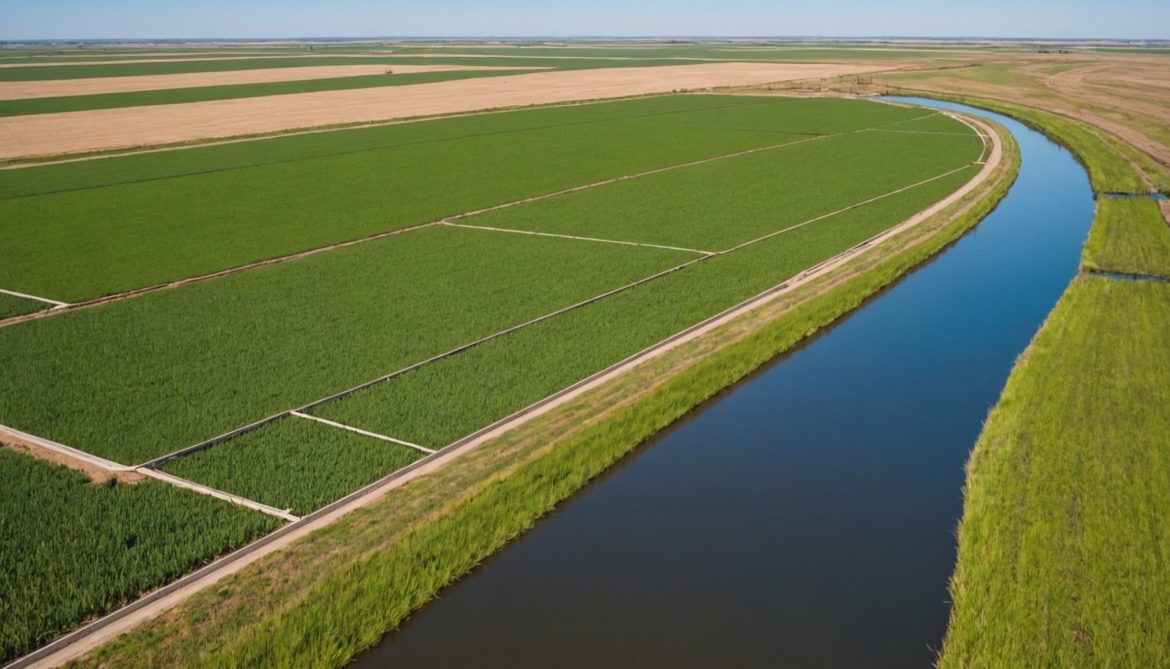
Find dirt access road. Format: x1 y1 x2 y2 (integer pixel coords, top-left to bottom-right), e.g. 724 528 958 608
0 62 887 159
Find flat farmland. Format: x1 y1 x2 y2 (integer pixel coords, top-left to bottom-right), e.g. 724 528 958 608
0 94 987 662
0 62 888 159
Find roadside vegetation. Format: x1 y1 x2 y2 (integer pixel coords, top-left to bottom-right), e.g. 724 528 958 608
0 449 278 664
71 120 1017 669
1082 197 1170 278
939 277 1170 667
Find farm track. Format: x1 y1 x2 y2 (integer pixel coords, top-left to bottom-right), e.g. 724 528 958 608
5 110 1000 669
0 113 935 329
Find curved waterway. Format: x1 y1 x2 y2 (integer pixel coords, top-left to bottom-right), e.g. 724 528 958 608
351 99 1095 668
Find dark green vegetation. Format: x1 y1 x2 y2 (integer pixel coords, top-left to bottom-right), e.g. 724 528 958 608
1082 198 1170 278
0 226 687 464
0 69 516 117
162 418 423 516
940 277 1170 668
2 95 927 301
0 293 45 320
0 449 279 663
314 167 977 448
71 124 1018 669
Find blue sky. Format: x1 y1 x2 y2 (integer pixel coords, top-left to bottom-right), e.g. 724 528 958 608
3 0 1168 41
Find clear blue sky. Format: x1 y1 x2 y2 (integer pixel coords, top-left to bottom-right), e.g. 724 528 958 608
3 0 1167 41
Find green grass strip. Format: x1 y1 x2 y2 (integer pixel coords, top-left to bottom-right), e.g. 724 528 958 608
0 449 279 664
939 276 1170 668
1082 198 1170 279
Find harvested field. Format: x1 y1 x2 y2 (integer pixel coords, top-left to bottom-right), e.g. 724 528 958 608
0 62 888 159
0 63 541 100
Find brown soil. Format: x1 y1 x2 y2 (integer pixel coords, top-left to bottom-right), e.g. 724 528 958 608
0 62 885 160
1 437 143 484
0 64 540 100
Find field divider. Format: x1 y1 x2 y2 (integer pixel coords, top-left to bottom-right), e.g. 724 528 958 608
134 468 300 522
132 155 985 472
0 422 133 472
442 221 714 255
290 411 435 454
0 129 851 332
0 287 69 308
134 254 709 471
716 162 979 256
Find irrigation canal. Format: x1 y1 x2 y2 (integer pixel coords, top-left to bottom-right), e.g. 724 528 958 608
351 99 1095 668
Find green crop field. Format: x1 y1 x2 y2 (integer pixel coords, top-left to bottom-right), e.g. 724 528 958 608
161 417 423 516
0 94 985 661
1082 197 1170 278
0 449 279 663
940 276 1170 668
0 225 689 464
0 293 46 320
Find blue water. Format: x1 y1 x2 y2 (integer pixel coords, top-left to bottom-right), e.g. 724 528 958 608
351 99 1096 668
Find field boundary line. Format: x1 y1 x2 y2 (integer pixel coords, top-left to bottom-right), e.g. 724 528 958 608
442 221 714 255
135 254 708 470
290 411 435 454
718 162 979 255
135 468 300 522
0 287 68 307
0 129 840 331
4 109 1004 669
0 423 132 472
0 422 299 522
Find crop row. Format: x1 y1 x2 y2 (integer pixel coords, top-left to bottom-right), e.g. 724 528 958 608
0 225 690 464
0 293 46 320
163 166 978 510
0 448 279 663
3 94 862 300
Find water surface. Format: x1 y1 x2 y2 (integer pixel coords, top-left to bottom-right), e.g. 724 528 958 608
352 99 1095 668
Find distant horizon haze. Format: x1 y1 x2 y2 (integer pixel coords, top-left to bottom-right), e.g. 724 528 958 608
4 0 1168 42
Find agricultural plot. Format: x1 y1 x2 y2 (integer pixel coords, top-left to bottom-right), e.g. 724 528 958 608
0 225 688 464
2 95 882 302
0 94 985 661
0 449 279 663
0 292 48 319
161 417 425 516
1082 197 1170 278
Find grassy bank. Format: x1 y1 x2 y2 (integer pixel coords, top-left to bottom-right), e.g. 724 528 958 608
71 119 1017 668
939 276 1170 667
1082 197 1170 279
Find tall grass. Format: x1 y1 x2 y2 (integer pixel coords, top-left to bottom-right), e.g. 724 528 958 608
1082 197 1170 279
939 277 1170 668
